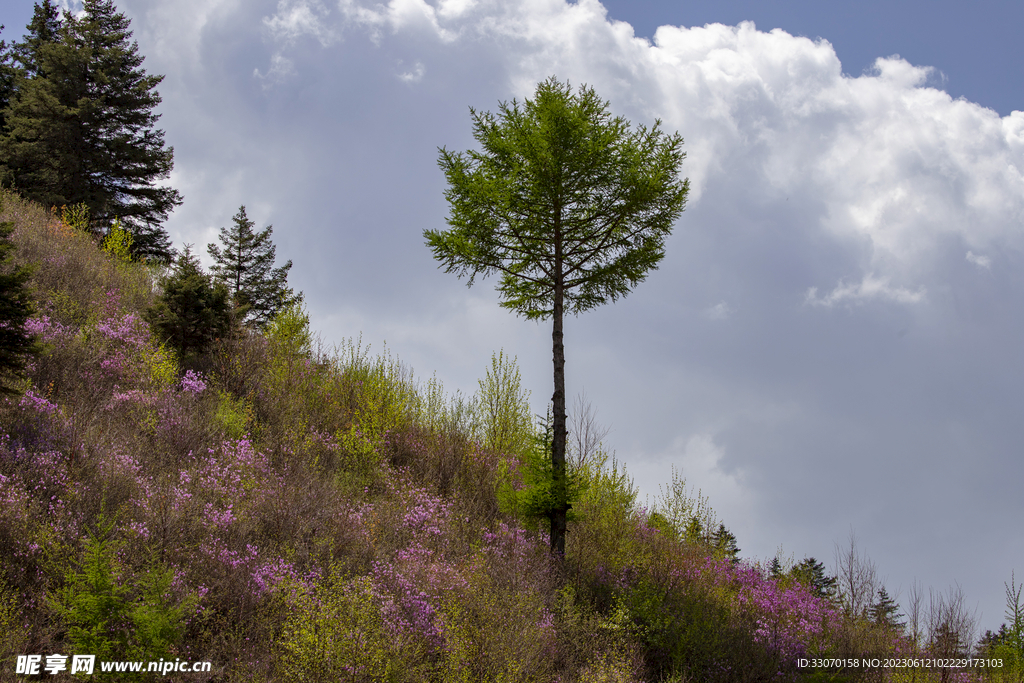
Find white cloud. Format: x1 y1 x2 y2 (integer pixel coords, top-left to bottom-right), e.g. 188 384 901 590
253 53 294 84
704 301 732 320
805 273 926 307
397 61 426 83
264 0 337 47
664 433 751 525
965 251 992 269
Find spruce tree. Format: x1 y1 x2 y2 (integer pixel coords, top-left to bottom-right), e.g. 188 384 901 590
207 206 301 330
709 523 740 563
0 0 180 261
0 28 15 136
791 557 838 600
868 587 906 630
145 246 232 358
0 199 39 394
11 1 62 79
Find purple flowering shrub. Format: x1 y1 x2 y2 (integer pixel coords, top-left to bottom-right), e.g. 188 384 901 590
1 193 999 682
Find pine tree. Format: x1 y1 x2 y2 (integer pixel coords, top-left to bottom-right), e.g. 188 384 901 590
0 198 39 394
0 0 180 261
709 523 740 563
868 586 906 630
790 557 838 601
145 246 232 358
207 206 301 330
0 27 17 137
10 1 62 79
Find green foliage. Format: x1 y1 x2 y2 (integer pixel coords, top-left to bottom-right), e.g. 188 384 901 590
145 343 178 389
49 521 195 668
280 572 426 682
993 572 1024 674
266 300 312 356
498 407 589 529
652 465 717 546
867 587 905 630
0 0 180 261
0 578 26 662
342 339 417 445
439 576 555 683
476 350 534 457
708 524 740 563
619 579 739 681
0 200 39 394
427 76 689 320
102 217 134 263
214 389 251 440
427 76 690 554
145 245 233 358
9 0 62 79
790 557 838 601
60 202 91 233
208 205 301 330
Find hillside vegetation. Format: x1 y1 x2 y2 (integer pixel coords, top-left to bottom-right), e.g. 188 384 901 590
1 189 1021 682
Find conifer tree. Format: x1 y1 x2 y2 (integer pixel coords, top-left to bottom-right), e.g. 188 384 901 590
790 557 838 601
0 199 39 394
0 28 16 136
145 246 232 358
0 0 180 261
10 1 62 79
427 78 688 555
207 206 301 330
869 586 906 630
709 523 740 563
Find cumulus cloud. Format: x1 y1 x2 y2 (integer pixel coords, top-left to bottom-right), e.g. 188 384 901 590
965 251 992 269
804 274 926 307
264 0 337 46
121 0 1024 630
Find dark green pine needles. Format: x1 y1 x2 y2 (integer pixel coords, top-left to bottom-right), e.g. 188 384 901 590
208 206 302 331
0 0 181 262
0 203 39 394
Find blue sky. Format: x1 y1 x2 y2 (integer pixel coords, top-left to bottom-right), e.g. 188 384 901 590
2 0 1022 637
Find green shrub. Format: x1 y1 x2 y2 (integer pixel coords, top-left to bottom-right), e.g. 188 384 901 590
48 521 196 671
280 572 427 682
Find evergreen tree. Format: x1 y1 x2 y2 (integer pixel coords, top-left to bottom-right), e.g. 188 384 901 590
0 27 16 136
0 0 180 261
790 557 838 601
10 1 62 79
145 246 232 358
868 586 906 630
768 556 783 579
709 523 740 563
0 198 39 394
207 205 301 330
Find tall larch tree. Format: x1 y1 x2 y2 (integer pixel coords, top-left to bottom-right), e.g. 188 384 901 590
426 77 689 555
207 205 301 330
0 0 180 261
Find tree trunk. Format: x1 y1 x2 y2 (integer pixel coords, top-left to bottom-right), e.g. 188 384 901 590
550 236 568 556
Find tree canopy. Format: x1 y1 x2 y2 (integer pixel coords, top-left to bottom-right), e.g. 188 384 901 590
426 77 689 554
145 246 232 358
0 0 180 261
207 205 301 330
0 198 38 394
